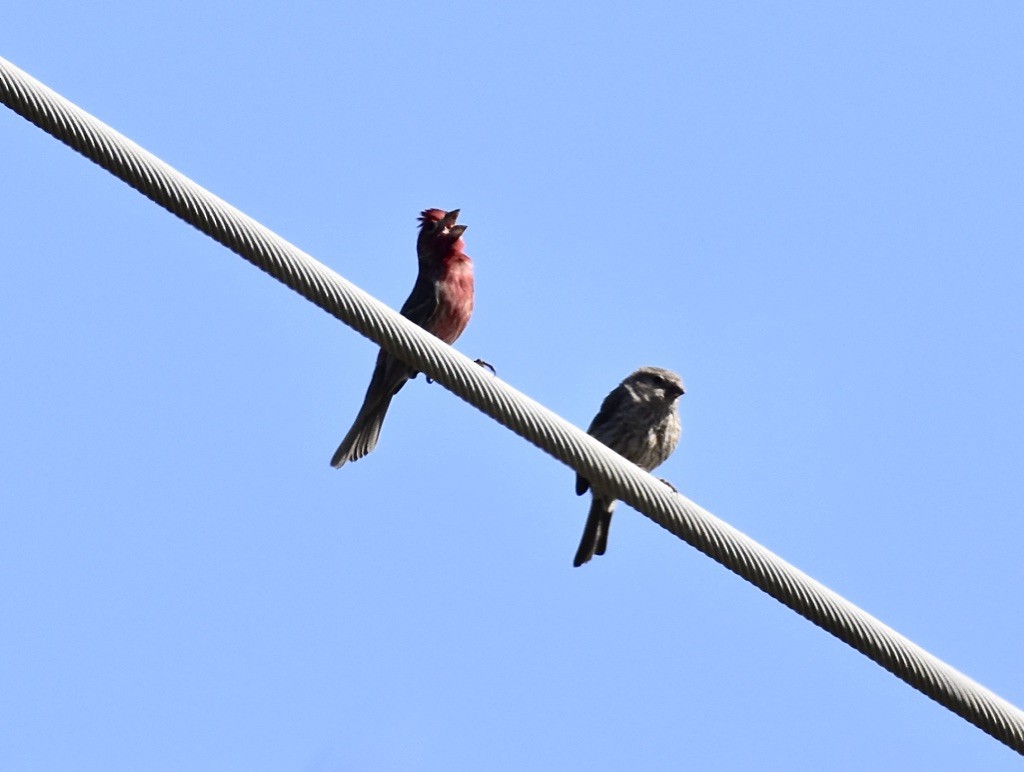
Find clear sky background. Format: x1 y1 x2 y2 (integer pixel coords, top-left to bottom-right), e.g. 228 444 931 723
3 3 1023 770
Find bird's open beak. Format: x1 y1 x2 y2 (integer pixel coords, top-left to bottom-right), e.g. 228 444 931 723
448 224 467 239
442 209 461 227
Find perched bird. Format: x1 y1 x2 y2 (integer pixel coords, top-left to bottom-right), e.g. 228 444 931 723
330 208 474 468
574 367 684 567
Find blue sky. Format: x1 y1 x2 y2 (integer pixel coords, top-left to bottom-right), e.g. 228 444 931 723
3 3 1024 769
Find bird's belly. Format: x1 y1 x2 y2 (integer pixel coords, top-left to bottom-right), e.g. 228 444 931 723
434 273 474 344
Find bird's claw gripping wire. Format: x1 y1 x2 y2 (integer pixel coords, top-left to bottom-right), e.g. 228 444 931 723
427 358 496 384
473 358 496 375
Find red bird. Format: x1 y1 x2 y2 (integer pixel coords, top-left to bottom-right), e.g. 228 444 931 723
330 208 474 467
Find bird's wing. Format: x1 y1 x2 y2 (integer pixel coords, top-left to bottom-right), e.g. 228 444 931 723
587 384 629 441
398 274 440 328
576 384 630 495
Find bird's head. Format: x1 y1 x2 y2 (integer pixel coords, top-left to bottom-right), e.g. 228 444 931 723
628 367 685 402
417 208 467 256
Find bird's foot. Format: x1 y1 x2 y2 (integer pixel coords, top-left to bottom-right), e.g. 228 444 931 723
658 477 678 493
474 358 496 375
426 360 494 385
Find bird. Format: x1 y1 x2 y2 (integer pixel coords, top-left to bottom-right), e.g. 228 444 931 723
573 366 684 567
330 208 474 468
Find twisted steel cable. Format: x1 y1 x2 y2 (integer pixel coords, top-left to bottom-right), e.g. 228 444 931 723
3 55 1022 755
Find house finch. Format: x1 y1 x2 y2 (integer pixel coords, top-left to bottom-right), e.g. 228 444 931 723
573 367 684 567
330 208 474 468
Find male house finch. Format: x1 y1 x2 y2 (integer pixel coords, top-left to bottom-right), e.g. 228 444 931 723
574 367 684 567
330 208 474 468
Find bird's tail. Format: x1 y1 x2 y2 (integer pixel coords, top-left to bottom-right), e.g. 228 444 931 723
330 393 395 468
573 496 616 567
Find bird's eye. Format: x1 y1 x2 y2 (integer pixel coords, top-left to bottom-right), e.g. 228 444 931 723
655 376 677 392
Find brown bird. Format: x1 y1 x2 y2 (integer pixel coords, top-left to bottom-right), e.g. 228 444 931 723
574 367 684 566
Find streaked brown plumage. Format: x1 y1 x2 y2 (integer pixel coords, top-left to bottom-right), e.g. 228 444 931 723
574 367 684 567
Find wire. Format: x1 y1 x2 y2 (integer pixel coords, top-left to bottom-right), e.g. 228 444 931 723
2 55 1022 755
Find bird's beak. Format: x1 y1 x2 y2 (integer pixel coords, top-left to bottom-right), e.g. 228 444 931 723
670 384 685 399
443 209 461 227
449 224 467 239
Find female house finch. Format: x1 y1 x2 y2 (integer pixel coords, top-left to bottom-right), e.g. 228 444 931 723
330 209 474 468
574 367 685 567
